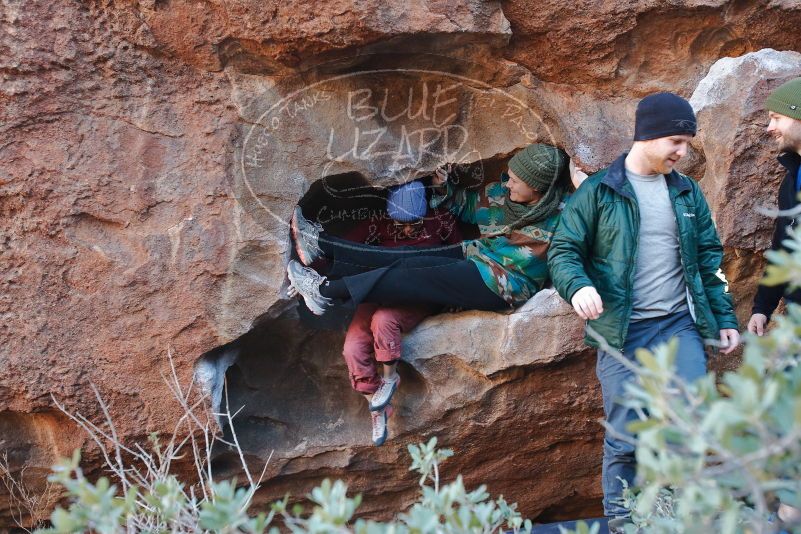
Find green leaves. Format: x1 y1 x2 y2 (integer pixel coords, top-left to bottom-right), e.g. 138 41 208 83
39 451 133 534
39 437 531 534
307 479 361 527
198 479 258 532
561 520 599 534
568 318 801 531
408 437 453 486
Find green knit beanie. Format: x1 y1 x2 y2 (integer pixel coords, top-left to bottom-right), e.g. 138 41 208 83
767 77 801 121
507 144 568 192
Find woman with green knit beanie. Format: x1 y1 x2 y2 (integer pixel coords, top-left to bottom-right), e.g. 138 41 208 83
286 143 573 318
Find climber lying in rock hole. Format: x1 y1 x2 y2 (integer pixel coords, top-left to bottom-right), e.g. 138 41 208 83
291 180 462 446
286 143 574 444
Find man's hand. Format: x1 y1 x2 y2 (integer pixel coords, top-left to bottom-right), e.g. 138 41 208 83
571 286 604 320
747 313 768 336
719 328 741 354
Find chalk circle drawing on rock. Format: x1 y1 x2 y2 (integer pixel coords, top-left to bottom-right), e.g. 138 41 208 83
238 60 558 248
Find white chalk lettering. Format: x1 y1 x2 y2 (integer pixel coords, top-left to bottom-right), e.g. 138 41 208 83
431 82 460 127
347 89 377 122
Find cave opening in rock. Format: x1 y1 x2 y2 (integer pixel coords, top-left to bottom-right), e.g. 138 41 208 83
295 168 482 242
194 147 613 522
202 152 513 465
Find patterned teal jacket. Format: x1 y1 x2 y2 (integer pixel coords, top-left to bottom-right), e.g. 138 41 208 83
431 174 564 307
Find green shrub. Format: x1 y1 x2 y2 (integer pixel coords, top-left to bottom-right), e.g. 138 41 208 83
37 438 532 534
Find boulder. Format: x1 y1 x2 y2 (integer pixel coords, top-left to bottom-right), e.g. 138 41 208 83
690 49 801 323
211 290 602 520
504 0 801 95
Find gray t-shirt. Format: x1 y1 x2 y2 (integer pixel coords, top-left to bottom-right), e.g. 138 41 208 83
626 168 688 320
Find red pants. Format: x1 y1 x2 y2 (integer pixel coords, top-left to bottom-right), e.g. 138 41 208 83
342 303 433 394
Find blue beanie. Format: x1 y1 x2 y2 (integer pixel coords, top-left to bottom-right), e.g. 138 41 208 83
387 181 427 222
633 92 697 141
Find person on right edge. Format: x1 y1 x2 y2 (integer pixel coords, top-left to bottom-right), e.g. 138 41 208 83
746 76 801 530
547 92 740 532
749 77 801 336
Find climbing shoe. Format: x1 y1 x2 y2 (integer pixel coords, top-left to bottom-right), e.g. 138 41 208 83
370 374 400 411
371 404 394 446
286 260 332 315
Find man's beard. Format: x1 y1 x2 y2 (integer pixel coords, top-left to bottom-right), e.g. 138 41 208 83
779 137 801 154
778 127 801 154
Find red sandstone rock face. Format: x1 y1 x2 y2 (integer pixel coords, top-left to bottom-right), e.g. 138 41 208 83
115 0 511 73
1 1 245 522
504 0 801 95
2 0 800 527
212 291 601 520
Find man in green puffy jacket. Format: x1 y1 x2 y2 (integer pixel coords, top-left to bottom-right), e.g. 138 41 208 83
547 92 740 522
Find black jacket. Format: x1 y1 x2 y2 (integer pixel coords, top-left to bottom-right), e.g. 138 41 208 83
752 152 801 319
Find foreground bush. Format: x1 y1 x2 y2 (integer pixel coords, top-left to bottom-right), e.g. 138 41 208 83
26 352 533 533
37 438 532 534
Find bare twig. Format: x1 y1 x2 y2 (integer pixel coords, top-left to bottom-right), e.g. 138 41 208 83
45 348 271 532
0 453 60 532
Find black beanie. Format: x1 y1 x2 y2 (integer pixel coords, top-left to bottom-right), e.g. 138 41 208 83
633 92 697 141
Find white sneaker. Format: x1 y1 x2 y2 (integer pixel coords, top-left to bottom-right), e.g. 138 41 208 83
369 375 400 411
286 260 332 315
371 404 393 446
